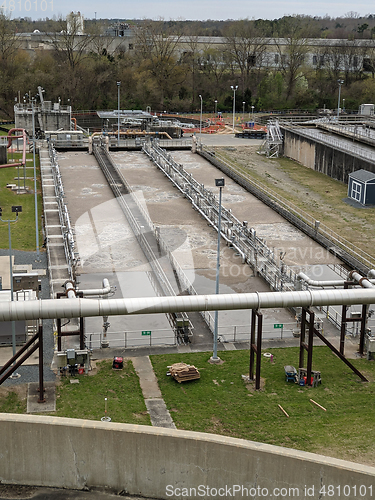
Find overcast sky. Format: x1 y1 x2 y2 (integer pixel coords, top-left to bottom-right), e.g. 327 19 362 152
13 0 375 21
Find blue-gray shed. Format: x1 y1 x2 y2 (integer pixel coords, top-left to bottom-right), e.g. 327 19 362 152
348 169 375 206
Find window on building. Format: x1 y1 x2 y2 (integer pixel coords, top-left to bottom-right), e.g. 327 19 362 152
248 55 256 66
274 54 279 64
129 44 133 50
351 181 362 202
313 55 317 65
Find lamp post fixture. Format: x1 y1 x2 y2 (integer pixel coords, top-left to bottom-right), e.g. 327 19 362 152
68 98 71 130
117 81 121 145
231 85 238 132
242 101 245 122
210 178 225 364
214 99 218 116
0 205 22 378
337 79 344 121
199 94 203 136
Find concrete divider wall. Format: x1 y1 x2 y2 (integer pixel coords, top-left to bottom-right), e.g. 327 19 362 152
283 129 316 170
1 414 375 499
282 128 375 184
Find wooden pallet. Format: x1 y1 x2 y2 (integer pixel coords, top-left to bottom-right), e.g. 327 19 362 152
168 362 200 383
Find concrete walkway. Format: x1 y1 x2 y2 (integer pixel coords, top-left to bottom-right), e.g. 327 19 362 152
131 356 176 429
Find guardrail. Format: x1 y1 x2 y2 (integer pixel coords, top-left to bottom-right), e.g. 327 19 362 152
284 125 375 163
85 329 176 349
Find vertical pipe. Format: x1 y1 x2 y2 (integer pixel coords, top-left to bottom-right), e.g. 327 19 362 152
299 308 306 369
79 317 84 350
249 309 256 380
38 323 45 403
57 317 62 352
307 311 314 387
255 311 263 390
359 304 367 355
340 282 348 355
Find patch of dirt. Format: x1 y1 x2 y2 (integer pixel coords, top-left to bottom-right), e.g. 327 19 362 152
207 416 226 434
242 375 266 392
0 385 27 401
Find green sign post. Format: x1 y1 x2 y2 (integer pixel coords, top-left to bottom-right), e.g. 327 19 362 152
274 323 284 339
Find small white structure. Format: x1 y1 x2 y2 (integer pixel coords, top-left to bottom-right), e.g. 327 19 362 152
67 11 84 35
358 103 374 116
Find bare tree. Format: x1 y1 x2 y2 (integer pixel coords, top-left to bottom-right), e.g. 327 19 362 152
275 17 310 100
224 20 267 96
48 13 94 70
134 20 185 108
0 12 20 65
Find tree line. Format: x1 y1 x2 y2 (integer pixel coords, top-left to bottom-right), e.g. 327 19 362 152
1 14 375 118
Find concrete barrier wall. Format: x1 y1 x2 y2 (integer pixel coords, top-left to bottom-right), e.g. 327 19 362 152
283 129 316 170
1 414 375 499
283 128 375 184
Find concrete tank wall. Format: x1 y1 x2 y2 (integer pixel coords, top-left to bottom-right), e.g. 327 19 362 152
1 414 375 499
283 129 316 169
314 142 375 183
282 128 375 184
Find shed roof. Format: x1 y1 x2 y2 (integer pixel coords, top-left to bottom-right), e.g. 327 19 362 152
349 169 375 183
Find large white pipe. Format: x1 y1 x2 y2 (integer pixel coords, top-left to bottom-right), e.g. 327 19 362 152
1 289 375 322
297 272 346 287
350 271 375 289
79 278 112 297
298 271 375 288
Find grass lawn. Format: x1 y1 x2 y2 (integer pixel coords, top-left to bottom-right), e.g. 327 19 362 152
0 152 43 251
47 359 150 425
150 347 375 465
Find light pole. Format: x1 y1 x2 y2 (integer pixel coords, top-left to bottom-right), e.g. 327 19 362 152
68 98 71 130
211 178 225 363
0 205 22 378
31 98 40 261
199 94 203 136
343 98 345 113
242 101 245 122
231 85 238 132
251 105 255 122
214 99 217 116
117 81 121 144
337 79 344 121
